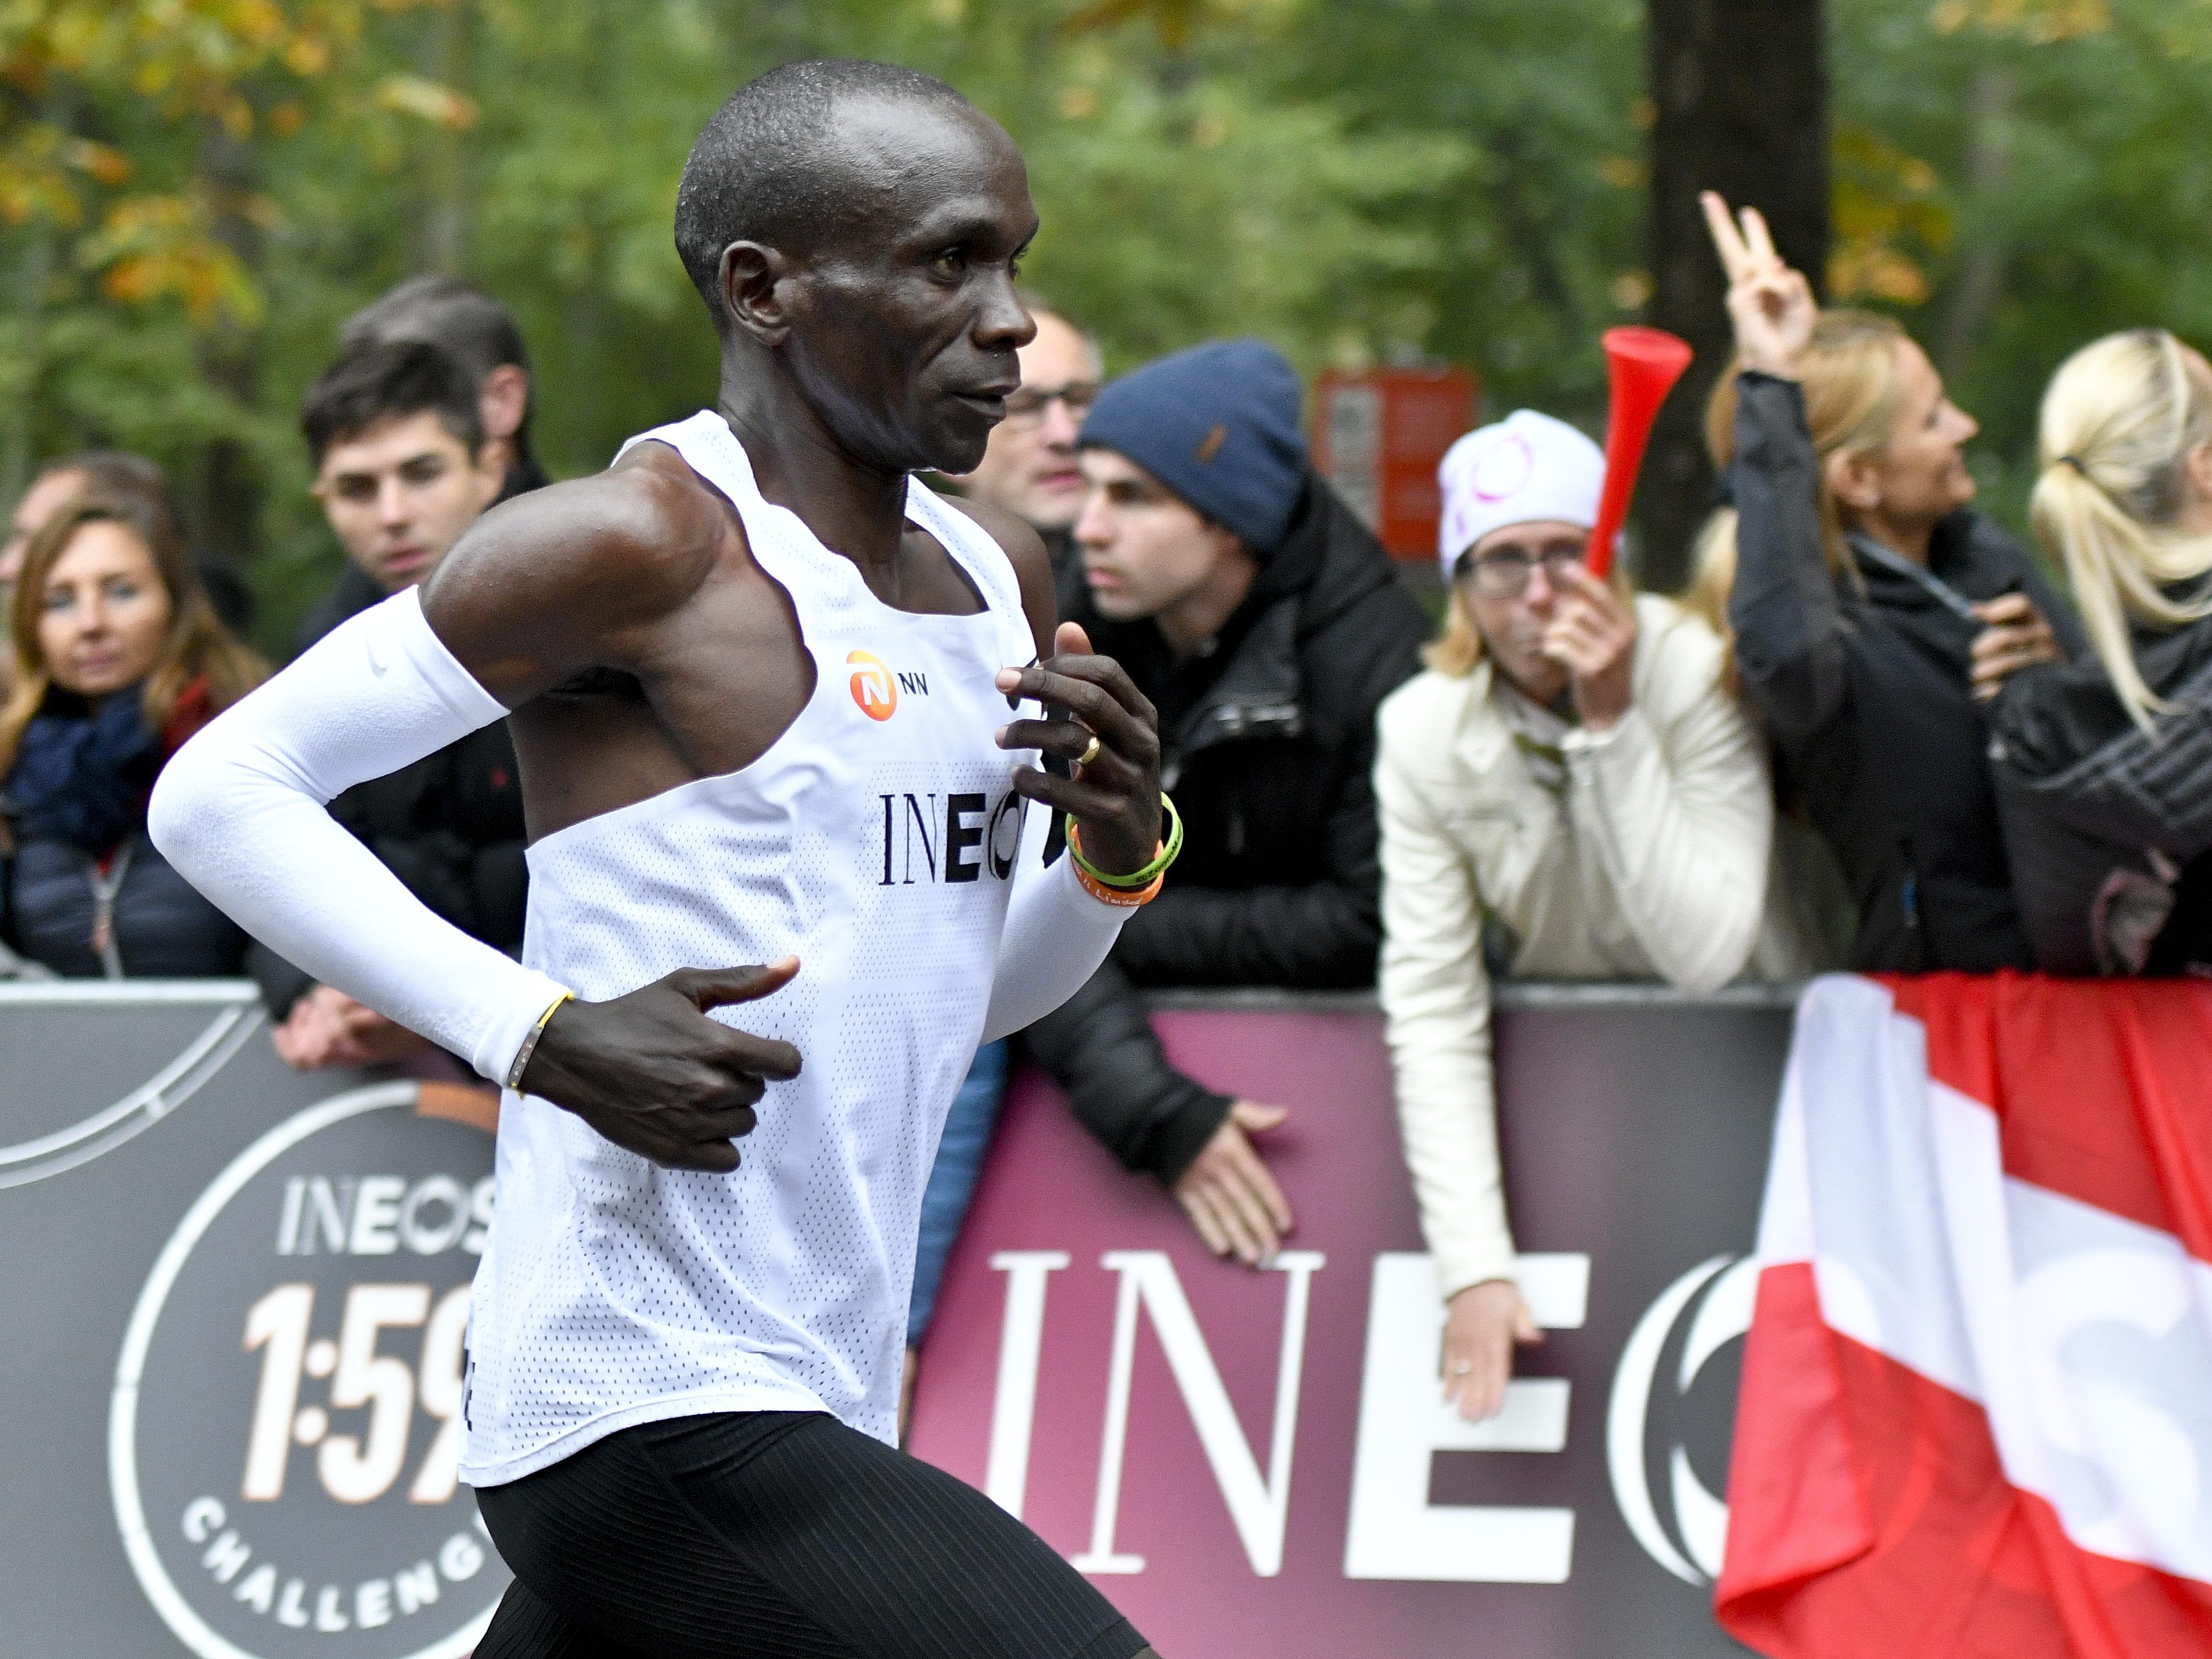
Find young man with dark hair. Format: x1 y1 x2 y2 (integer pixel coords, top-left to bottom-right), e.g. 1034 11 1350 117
294 278 548 652
257 339 526 1069
156 60 1161 1658
341 273 548 498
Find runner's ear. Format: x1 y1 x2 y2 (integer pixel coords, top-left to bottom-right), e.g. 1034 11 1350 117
718 242 794 347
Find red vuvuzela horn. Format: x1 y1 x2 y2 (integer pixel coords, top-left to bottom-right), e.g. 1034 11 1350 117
1584 326 1695 580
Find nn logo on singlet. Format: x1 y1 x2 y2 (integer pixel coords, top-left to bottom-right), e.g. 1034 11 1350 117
848 650 930 722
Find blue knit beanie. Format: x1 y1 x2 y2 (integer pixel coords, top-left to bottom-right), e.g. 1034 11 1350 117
1077 339 1309 555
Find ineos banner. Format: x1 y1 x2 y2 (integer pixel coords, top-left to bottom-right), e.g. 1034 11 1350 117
0 984 506 1659
908 991 1793 1658
3 982 1786 1657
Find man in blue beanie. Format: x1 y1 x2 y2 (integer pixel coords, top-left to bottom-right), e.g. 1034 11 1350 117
1025 337 1431 1264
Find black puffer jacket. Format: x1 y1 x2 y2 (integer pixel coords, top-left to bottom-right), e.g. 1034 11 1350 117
1026 475 1430 1182
1990 617 2212 974
5 830 245 977
1727 373 2087 971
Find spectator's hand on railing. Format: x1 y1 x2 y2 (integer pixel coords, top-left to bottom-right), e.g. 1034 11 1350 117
1968 591 2063 700
273 984 365 1068
272 984 434 1069
1442 1278 1542 1422
1172 1100 1293 1266
1703 191 1815 380
1543 562 1638 732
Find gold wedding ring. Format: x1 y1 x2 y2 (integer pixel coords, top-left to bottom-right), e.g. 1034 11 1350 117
1074 732 1102 772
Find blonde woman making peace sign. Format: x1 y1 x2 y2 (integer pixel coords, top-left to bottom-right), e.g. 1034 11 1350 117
1692 193 2081 970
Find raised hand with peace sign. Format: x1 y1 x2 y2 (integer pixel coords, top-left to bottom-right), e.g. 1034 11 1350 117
1700 190 1817 380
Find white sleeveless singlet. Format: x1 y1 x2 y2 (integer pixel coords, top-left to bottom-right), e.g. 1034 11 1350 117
460 411 1038 1484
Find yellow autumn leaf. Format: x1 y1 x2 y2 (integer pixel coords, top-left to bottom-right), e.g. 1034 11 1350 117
374 73 479 131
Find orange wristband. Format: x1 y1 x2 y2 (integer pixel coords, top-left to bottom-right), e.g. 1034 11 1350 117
1073 861 1164 907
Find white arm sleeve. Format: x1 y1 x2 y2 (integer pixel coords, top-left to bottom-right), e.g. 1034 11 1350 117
148 588 569 1084
980 799 1131 1043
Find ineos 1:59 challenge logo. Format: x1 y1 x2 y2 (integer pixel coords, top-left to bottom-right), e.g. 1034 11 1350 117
112 1083 507 1659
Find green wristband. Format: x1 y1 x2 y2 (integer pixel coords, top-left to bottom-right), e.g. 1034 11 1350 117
1067 793 1183 889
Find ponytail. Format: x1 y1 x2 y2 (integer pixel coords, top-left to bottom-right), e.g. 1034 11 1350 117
2030 328 2212 733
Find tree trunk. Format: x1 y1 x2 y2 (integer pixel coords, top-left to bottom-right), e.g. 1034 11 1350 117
1936 64 2013 383
191 116 265 577
1642 0 1829 592
419 0 473 275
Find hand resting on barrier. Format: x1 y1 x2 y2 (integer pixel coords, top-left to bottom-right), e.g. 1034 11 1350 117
1441 1277 1543 1422
1172 1099 1294 1266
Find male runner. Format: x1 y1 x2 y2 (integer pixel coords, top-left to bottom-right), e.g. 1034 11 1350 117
153 59 1162 1659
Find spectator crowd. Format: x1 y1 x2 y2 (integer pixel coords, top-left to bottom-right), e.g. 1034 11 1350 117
9 190 2212 1427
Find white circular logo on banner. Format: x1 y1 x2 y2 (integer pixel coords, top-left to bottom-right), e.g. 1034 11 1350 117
111 1084 505 1659
1606 1254 1758 1585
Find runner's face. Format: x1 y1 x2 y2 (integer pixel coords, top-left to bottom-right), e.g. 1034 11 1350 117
781 100 1038 476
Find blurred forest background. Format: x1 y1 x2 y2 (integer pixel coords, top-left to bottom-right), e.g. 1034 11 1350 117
2 0 2208 644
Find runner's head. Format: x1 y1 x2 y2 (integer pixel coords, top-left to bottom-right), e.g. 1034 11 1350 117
674 59 1037 476
303 340 506 593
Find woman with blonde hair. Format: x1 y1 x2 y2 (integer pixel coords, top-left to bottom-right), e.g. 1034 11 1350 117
1375 408 1812 1423
1700 193 2083 970
1990 328 2212 973
0 474 265 976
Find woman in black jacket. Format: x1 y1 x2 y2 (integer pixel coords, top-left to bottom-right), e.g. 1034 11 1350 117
1696 195 2084 971
0 478 264 977
1990 328 2212 974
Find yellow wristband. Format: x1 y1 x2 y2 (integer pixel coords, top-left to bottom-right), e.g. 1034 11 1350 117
504 989 573 1091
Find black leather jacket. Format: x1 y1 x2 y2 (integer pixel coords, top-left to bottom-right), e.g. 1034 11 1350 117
1726 372 2086 971
1024 476 1429 1181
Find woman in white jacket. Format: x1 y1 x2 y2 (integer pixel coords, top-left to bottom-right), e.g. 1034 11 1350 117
1377 409 1814 1419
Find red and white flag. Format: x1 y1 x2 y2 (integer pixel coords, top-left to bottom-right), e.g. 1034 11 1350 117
1717 973 2212 1658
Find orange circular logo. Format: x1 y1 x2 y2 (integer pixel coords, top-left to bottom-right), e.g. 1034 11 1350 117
847 650 897 721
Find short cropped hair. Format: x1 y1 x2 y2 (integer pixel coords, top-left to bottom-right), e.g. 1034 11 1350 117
343 275 531 382
673 59 976 330
301 340 484 468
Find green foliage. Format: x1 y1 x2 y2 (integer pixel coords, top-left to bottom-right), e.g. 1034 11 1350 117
7 0 2212 640
1830 0 2212 536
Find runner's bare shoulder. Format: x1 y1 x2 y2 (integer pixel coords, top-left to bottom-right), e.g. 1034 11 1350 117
943 492 1056 653
422 444 739 704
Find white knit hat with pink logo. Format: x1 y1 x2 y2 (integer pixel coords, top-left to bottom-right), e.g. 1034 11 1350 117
1436 409 1605 578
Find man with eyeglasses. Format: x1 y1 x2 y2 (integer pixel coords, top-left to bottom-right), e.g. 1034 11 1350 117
1374 409 1815 1423
1022 337 1430 1269
898 303 1104 1426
